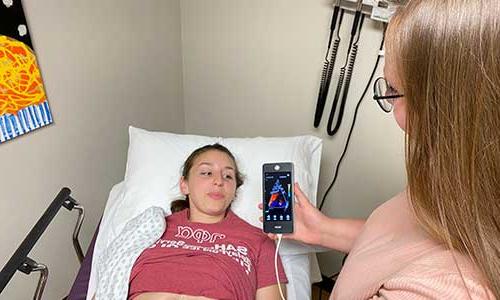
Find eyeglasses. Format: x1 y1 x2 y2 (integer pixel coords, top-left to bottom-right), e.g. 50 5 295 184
373 77 404 113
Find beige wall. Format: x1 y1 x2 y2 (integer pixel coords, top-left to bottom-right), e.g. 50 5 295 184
0 0 183 299
1 0 407 298
180 0 407 275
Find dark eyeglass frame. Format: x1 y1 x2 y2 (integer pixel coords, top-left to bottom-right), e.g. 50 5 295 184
373 77 404 113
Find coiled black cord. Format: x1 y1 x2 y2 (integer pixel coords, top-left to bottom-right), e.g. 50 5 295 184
319 28 386 211
327 14 365 136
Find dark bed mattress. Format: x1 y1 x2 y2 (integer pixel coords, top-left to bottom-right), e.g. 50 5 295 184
67 225 99 300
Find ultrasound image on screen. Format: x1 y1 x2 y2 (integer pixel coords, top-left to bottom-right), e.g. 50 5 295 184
264 172 292 222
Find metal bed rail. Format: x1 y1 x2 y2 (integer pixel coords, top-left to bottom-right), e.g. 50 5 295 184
0 187 85 299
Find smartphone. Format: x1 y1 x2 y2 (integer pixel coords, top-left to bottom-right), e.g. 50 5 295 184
262 162 294 233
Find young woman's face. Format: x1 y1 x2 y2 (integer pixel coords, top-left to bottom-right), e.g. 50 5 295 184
384 52 407 131
180 150 237 223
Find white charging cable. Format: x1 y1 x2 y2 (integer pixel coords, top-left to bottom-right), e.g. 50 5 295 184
275 234 286 300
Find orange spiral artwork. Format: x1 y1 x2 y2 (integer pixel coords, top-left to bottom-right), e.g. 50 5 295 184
0 0 54 144
0 31 53 144
0 35 46 116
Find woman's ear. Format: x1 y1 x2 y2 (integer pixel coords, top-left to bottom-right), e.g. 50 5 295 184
180 176 189 195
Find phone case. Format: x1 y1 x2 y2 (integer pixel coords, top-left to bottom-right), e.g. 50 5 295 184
262 162 294 233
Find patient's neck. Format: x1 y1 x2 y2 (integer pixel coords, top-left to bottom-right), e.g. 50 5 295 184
188 209 227 224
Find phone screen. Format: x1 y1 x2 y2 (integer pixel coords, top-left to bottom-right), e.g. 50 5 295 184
263 171 293 223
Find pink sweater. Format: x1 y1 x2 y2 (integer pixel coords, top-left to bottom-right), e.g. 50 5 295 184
331 191 495 300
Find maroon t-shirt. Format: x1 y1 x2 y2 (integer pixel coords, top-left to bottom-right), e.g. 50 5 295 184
129 209 288 300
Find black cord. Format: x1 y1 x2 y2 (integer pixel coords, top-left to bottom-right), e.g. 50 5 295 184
319 29 386 211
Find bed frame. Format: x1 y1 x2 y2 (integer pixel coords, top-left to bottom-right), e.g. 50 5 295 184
0 187 85 300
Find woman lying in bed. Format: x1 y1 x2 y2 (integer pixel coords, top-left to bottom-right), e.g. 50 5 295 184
126 143 287 300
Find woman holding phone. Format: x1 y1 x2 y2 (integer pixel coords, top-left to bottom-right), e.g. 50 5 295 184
263 0 500 298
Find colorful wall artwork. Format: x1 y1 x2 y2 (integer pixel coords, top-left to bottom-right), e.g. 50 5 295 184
0 0 53 144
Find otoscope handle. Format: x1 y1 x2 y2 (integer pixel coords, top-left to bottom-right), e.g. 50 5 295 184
314 38 342 128
314 64 329 128
327 67 346 135
327 6 341 46
351 11 361 36
326 39 341 87
330 44 359 135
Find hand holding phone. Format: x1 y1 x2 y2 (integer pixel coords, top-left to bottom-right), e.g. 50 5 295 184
262 162 294 233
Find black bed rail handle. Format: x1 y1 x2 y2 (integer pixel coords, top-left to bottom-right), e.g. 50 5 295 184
0 187 72 294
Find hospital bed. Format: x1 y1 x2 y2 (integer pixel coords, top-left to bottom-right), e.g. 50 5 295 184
0 127 324 299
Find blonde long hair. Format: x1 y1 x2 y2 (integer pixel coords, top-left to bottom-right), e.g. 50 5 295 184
387 0 499 297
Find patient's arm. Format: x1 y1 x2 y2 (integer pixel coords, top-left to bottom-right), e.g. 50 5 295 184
256 284 287 300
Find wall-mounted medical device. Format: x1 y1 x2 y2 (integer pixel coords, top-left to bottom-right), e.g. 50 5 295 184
314 0 396 136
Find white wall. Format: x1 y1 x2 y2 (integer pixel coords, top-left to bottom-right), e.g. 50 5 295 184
180 0 406 276
0 0 183 299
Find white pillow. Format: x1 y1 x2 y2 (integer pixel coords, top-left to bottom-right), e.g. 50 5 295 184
108 126 322 255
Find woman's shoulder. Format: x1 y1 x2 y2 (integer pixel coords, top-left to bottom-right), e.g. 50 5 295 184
353 190 421 246
370 190 409 218
383 249 495 299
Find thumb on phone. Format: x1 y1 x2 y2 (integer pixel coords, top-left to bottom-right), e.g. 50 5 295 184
294 182 311 207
